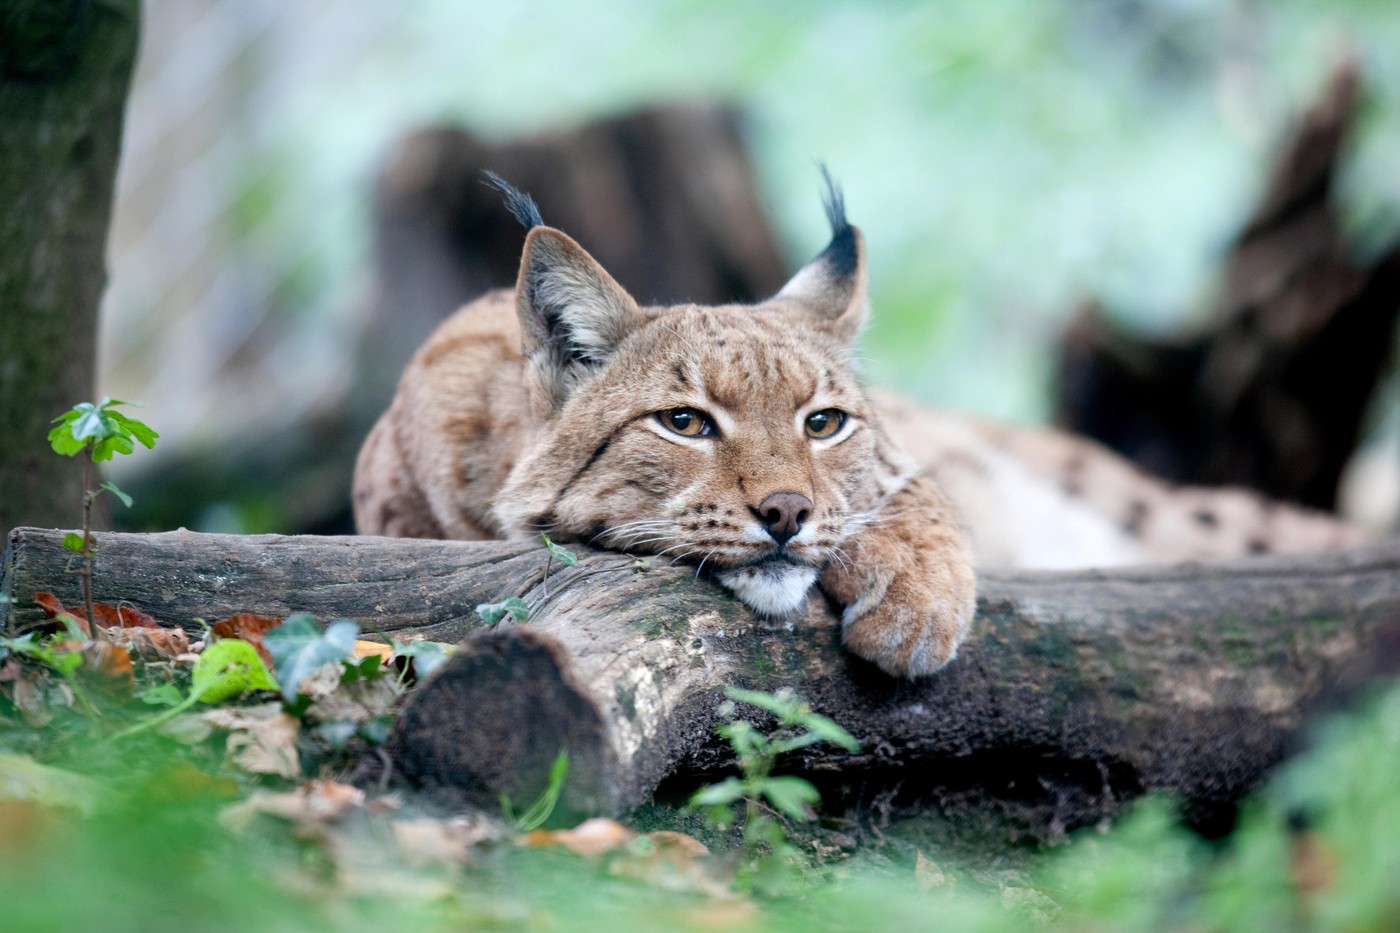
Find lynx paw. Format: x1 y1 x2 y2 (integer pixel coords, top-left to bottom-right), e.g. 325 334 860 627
821 509 976 678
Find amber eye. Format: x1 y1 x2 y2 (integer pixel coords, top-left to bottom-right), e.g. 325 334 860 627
657 408 715 438
805 409 846 439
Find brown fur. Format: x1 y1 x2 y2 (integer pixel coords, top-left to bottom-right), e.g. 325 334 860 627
355 187 1364 679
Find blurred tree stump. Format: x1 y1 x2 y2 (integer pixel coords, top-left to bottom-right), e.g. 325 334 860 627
6 526 1400 840
1055 58 1400 511
121 103 789 535
0 0 141 533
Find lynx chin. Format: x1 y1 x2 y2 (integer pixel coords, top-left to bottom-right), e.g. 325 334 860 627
354 170 1364 679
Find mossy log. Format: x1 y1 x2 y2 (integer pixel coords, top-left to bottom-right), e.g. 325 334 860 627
4 526 1399 838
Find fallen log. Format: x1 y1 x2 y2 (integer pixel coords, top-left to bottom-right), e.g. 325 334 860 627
4 526 1399 839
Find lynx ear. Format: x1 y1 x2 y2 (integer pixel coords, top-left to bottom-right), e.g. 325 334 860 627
516 226 644 415
774 170 868 344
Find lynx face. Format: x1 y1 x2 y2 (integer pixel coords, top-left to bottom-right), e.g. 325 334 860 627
491 192 914 617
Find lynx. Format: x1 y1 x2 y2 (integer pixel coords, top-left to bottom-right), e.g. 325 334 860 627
354 174 1363 678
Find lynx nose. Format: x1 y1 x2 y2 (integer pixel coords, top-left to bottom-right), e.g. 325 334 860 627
753 492 812 546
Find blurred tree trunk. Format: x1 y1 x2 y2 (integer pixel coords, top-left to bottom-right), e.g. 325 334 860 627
121 104 790 535
1055 58 1400 511
0 0 141 535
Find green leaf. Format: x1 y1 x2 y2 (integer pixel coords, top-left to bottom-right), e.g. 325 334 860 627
390 639 455 679
46 421 87 456
338 655 385 684
540 532 578 568
192 639 278 703
138 683 186 707
758 775 820 821
68 403 107 441
62 532 86 553
800 712 861 752
690 776 747 808
99 481 134 508
476 596 529 626
503 751 569 831
91 434 135 462
724 686 803 721
106 411 158 449
263 615 359 701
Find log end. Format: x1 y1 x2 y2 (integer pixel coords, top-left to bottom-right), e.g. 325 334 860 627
389 625 622 819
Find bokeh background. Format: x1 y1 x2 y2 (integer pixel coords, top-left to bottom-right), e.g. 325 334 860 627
98 0 1400 533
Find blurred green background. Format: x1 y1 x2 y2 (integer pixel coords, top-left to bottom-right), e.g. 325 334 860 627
99 0 1400 530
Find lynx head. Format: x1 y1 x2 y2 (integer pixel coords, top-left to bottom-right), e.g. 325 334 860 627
490 172 911 616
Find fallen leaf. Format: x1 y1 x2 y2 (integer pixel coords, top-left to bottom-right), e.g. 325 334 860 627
90 602 160 630
609 831 726 896
210 614 282 667
203 703 302 778
32 592 90 637
393 814 505 868
521 817 634 857
915 849 951 890
79 640 133 694
354 640 393 660
109 625 189 659
221 779 365 832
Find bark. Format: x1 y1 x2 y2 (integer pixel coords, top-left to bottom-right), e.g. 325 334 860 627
1054 57 1400 510
0 0 141 533
120 103 790 536
5 526 1399 839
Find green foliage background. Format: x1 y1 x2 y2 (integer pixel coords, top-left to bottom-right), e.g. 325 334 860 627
209 0 1400 419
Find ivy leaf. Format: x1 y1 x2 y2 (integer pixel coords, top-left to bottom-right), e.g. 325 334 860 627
689 776 746 808
62 532 86 553
192 639 278 703
390 639 454 679
263 615 359 700
540 532 578 568
758 775 820 821
99 481 134 508
476 596 529 626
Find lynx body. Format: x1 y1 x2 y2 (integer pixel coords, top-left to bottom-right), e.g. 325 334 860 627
354 178 1362 678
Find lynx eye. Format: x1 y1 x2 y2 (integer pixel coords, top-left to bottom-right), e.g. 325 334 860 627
805 409 846 439
657 407 716 438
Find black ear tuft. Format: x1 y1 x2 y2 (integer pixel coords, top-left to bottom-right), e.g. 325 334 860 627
815 163 857 278
482 170 545 229
818 162 850 237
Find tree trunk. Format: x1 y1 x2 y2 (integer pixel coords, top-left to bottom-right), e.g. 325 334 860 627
5 526 1398 839
1054 57 1400 511
0 0 141 533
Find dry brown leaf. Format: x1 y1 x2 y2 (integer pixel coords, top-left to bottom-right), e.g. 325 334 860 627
393 814 505 868
203 703 301 778
210 614 282 667
90 602 160 630
354 640 393 660
109 625 190 659
32 591 91 637
915 849 951 890
79 640 133 694
520 816 635 857
221 779 365 832
609 830 726 896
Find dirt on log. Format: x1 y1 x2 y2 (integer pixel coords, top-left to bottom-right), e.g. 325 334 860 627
4 526 1399 839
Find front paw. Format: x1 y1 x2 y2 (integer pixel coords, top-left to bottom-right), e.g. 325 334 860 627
821 511 976 678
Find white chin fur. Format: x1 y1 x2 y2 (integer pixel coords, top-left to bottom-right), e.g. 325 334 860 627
716 563 818 617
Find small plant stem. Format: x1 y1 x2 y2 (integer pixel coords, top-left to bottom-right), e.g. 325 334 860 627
81 449 99 640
